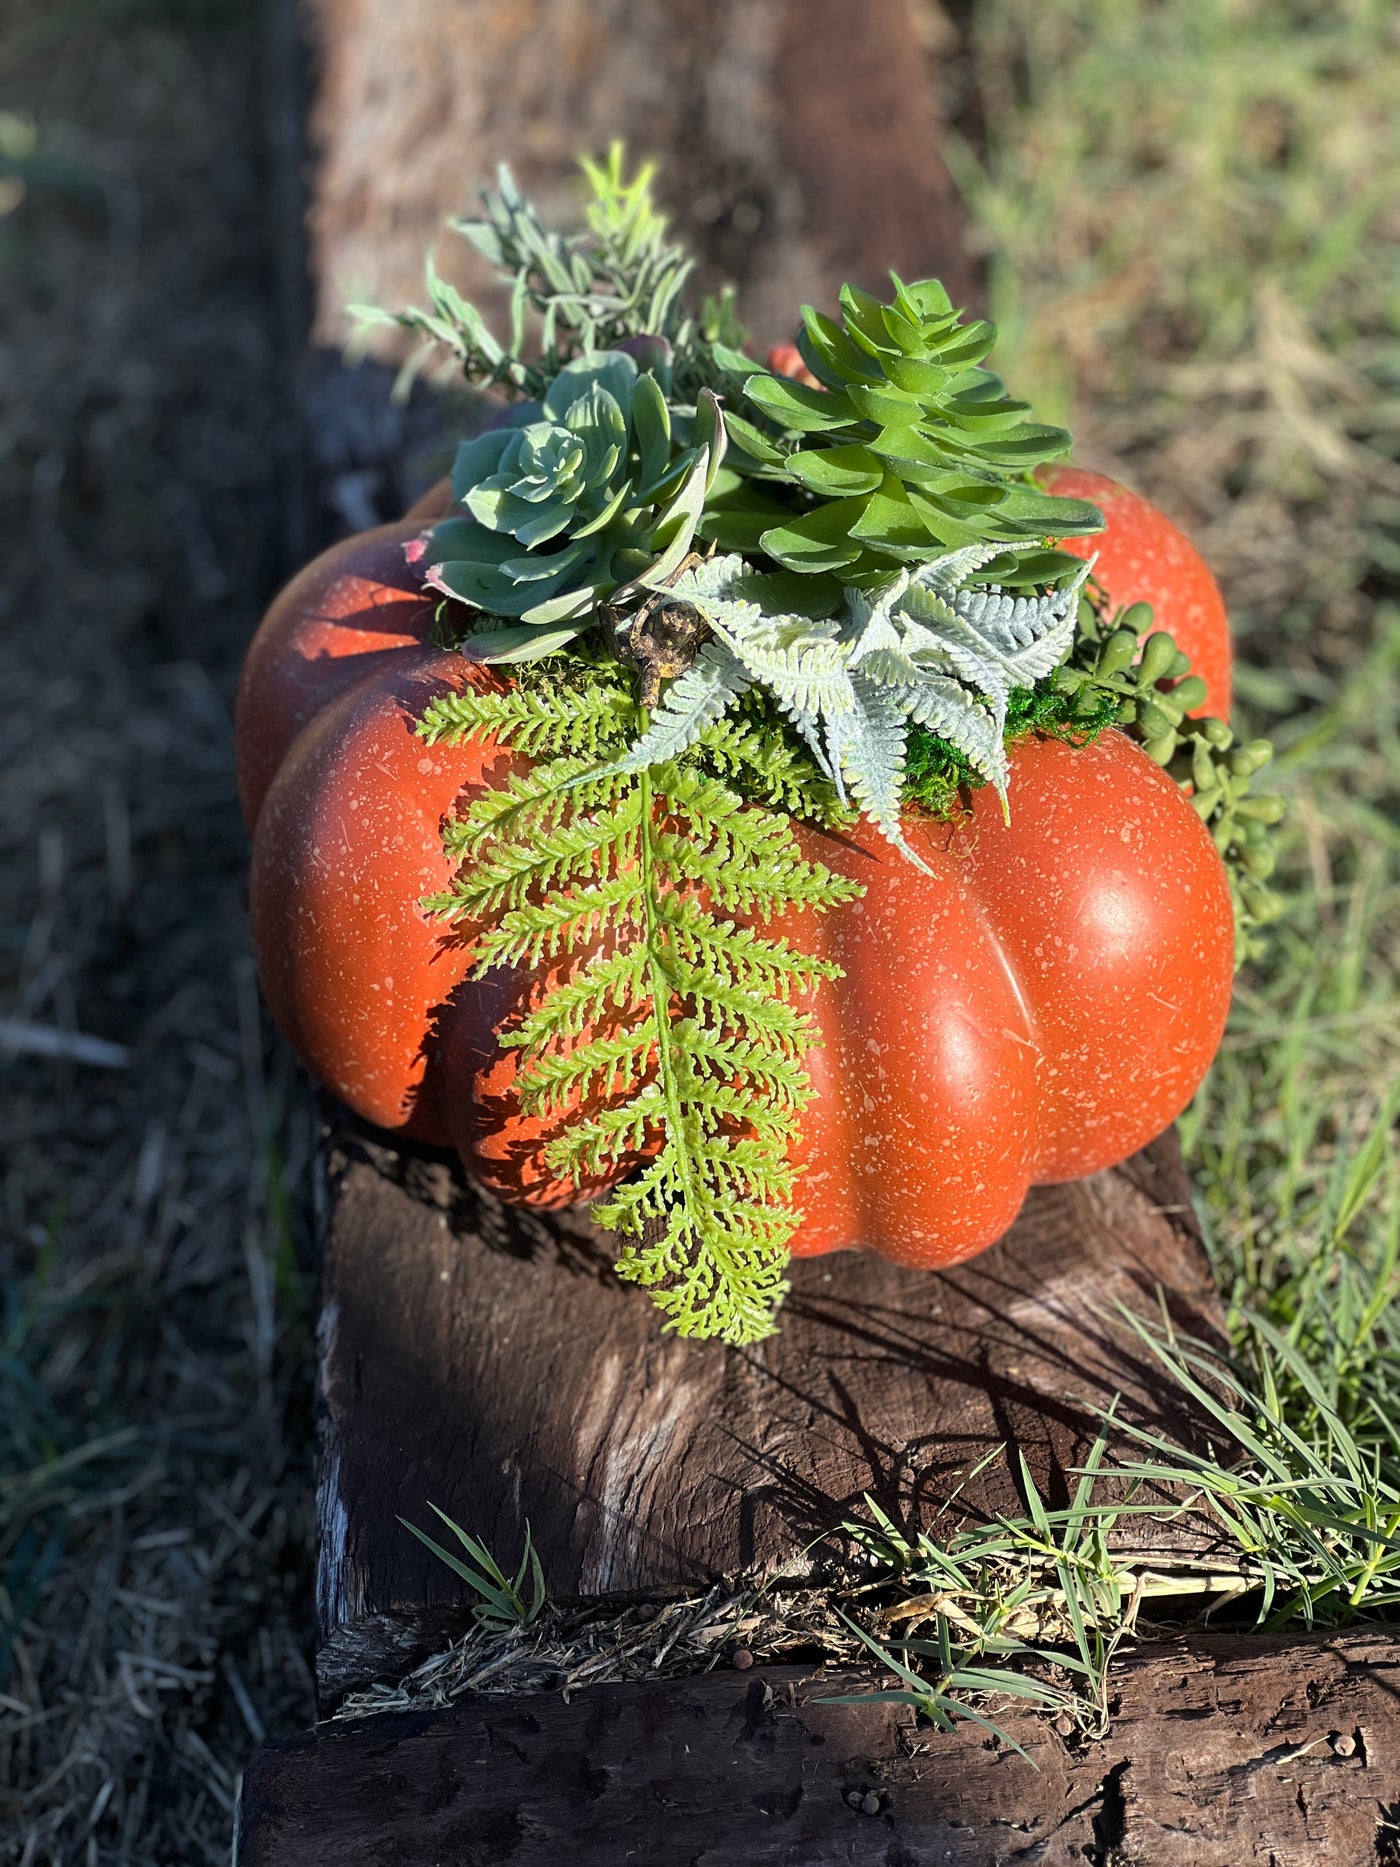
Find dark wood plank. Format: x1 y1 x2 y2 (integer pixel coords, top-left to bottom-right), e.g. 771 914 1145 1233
238 1630 1400 1866
302 0 977 360
315 1112 1225 1702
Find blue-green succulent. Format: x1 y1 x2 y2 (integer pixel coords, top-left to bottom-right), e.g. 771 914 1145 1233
425 349 725 662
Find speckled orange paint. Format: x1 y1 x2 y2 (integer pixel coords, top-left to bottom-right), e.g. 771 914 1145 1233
776 732 1234 1268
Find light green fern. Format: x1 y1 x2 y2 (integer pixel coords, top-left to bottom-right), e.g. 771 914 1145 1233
419 681 861 1344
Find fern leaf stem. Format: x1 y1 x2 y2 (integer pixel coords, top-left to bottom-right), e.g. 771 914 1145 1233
636 764 703 1226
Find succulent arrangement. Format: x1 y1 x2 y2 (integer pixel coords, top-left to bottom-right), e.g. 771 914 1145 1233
294 149 1284 1342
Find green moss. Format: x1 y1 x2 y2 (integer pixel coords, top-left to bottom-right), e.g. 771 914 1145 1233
902 674 1119 816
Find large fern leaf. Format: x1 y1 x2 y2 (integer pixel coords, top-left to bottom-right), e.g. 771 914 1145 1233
418 681 860 1345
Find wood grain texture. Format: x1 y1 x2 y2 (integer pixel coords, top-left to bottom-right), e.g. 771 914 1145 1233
238 1630 1400 1866
315 1110 1225 1702
302 0 977 356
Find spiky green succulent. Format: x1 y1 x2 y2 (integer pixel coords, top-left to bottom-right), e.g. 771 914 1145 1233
425 350 726 662
703 277 1102 594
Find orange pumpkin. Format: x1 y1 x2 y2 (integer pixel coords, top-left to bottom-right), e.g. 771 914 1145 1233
237 499 1235 1265
1041 465 1232 719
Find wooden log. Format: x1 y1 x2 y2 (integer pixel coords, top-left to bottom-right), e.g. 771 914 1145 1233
314 1109 1226 1703
236 1630 1400 1865
302 0 978 359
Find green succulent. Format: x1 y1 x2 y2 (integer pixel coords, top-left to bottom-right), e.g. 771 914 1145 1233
358 146 741 403
424 349 726 662
704 276 1103 594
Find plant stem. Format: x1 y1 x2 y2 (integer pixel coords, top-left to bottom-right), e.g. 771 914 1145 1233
636 764 700 1230
1348 1508 1400 1609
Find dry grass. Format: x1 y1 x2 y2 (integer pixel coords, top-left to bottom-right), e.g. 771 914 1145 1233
332 1584 864 1721
952 0 1400 677
0 7 315 1863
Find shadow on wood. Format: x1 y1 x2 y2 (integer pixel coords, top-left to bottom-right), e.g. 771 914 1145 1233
287 0 981 564
315 1109 1225 1702
239 1630 1400 1866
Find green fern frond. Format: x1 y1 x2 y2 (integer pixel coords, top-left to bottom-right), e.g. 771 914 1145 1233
665 969 815 1051
450 791 645 918
426 687 858 1343
439 761 611 863
421 681 635 759
505 943 651 1050
675 1022 813 1102
651 765 860 908
545 1096 660 1175
473 873 646 969
516 1022 660 1116
656 895 839 995
694 707 847 822
599 1128 795 1344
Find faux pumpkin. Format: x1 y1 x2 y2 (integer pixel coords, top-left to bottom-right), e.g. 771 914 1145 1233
237 506 1234 1271
1040 465 1233 719
239 158 1278 1340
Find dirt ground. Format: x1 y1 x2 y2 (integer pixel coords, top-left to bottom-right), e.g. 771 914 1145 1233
0 5 316 1862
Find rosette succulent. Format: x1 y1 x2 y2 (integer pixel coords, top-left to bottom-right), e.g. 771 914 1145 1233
425 349 725 662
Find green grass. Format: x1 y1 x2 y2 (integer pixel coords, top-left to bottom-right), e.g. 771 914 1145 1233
398 1507 547 1631
1184 623 1400 1294
951 0 1400 428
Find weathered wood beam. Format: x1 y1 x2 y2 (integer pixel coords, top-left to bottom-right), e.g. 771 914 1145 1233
237 1630 1400 1865
302 0 978 358
315 1113 1226 1703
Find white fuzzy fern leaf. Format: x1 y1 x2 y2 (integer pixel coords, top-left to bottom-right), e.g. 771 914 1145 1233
667 557 854 768
832 676 930 871
603 549 1091 861
918 541 1008 592
587 639 752 776
900 673 1009 795
897 557 1093 723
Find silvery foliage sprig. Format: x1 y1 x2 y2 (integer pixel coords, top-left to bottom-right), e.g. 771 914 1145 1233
592 548 1093 868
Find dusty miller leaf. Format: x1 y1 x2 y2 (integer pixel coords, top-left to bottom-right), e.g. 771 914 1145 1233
585 639 752 775
605 548 1089 856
